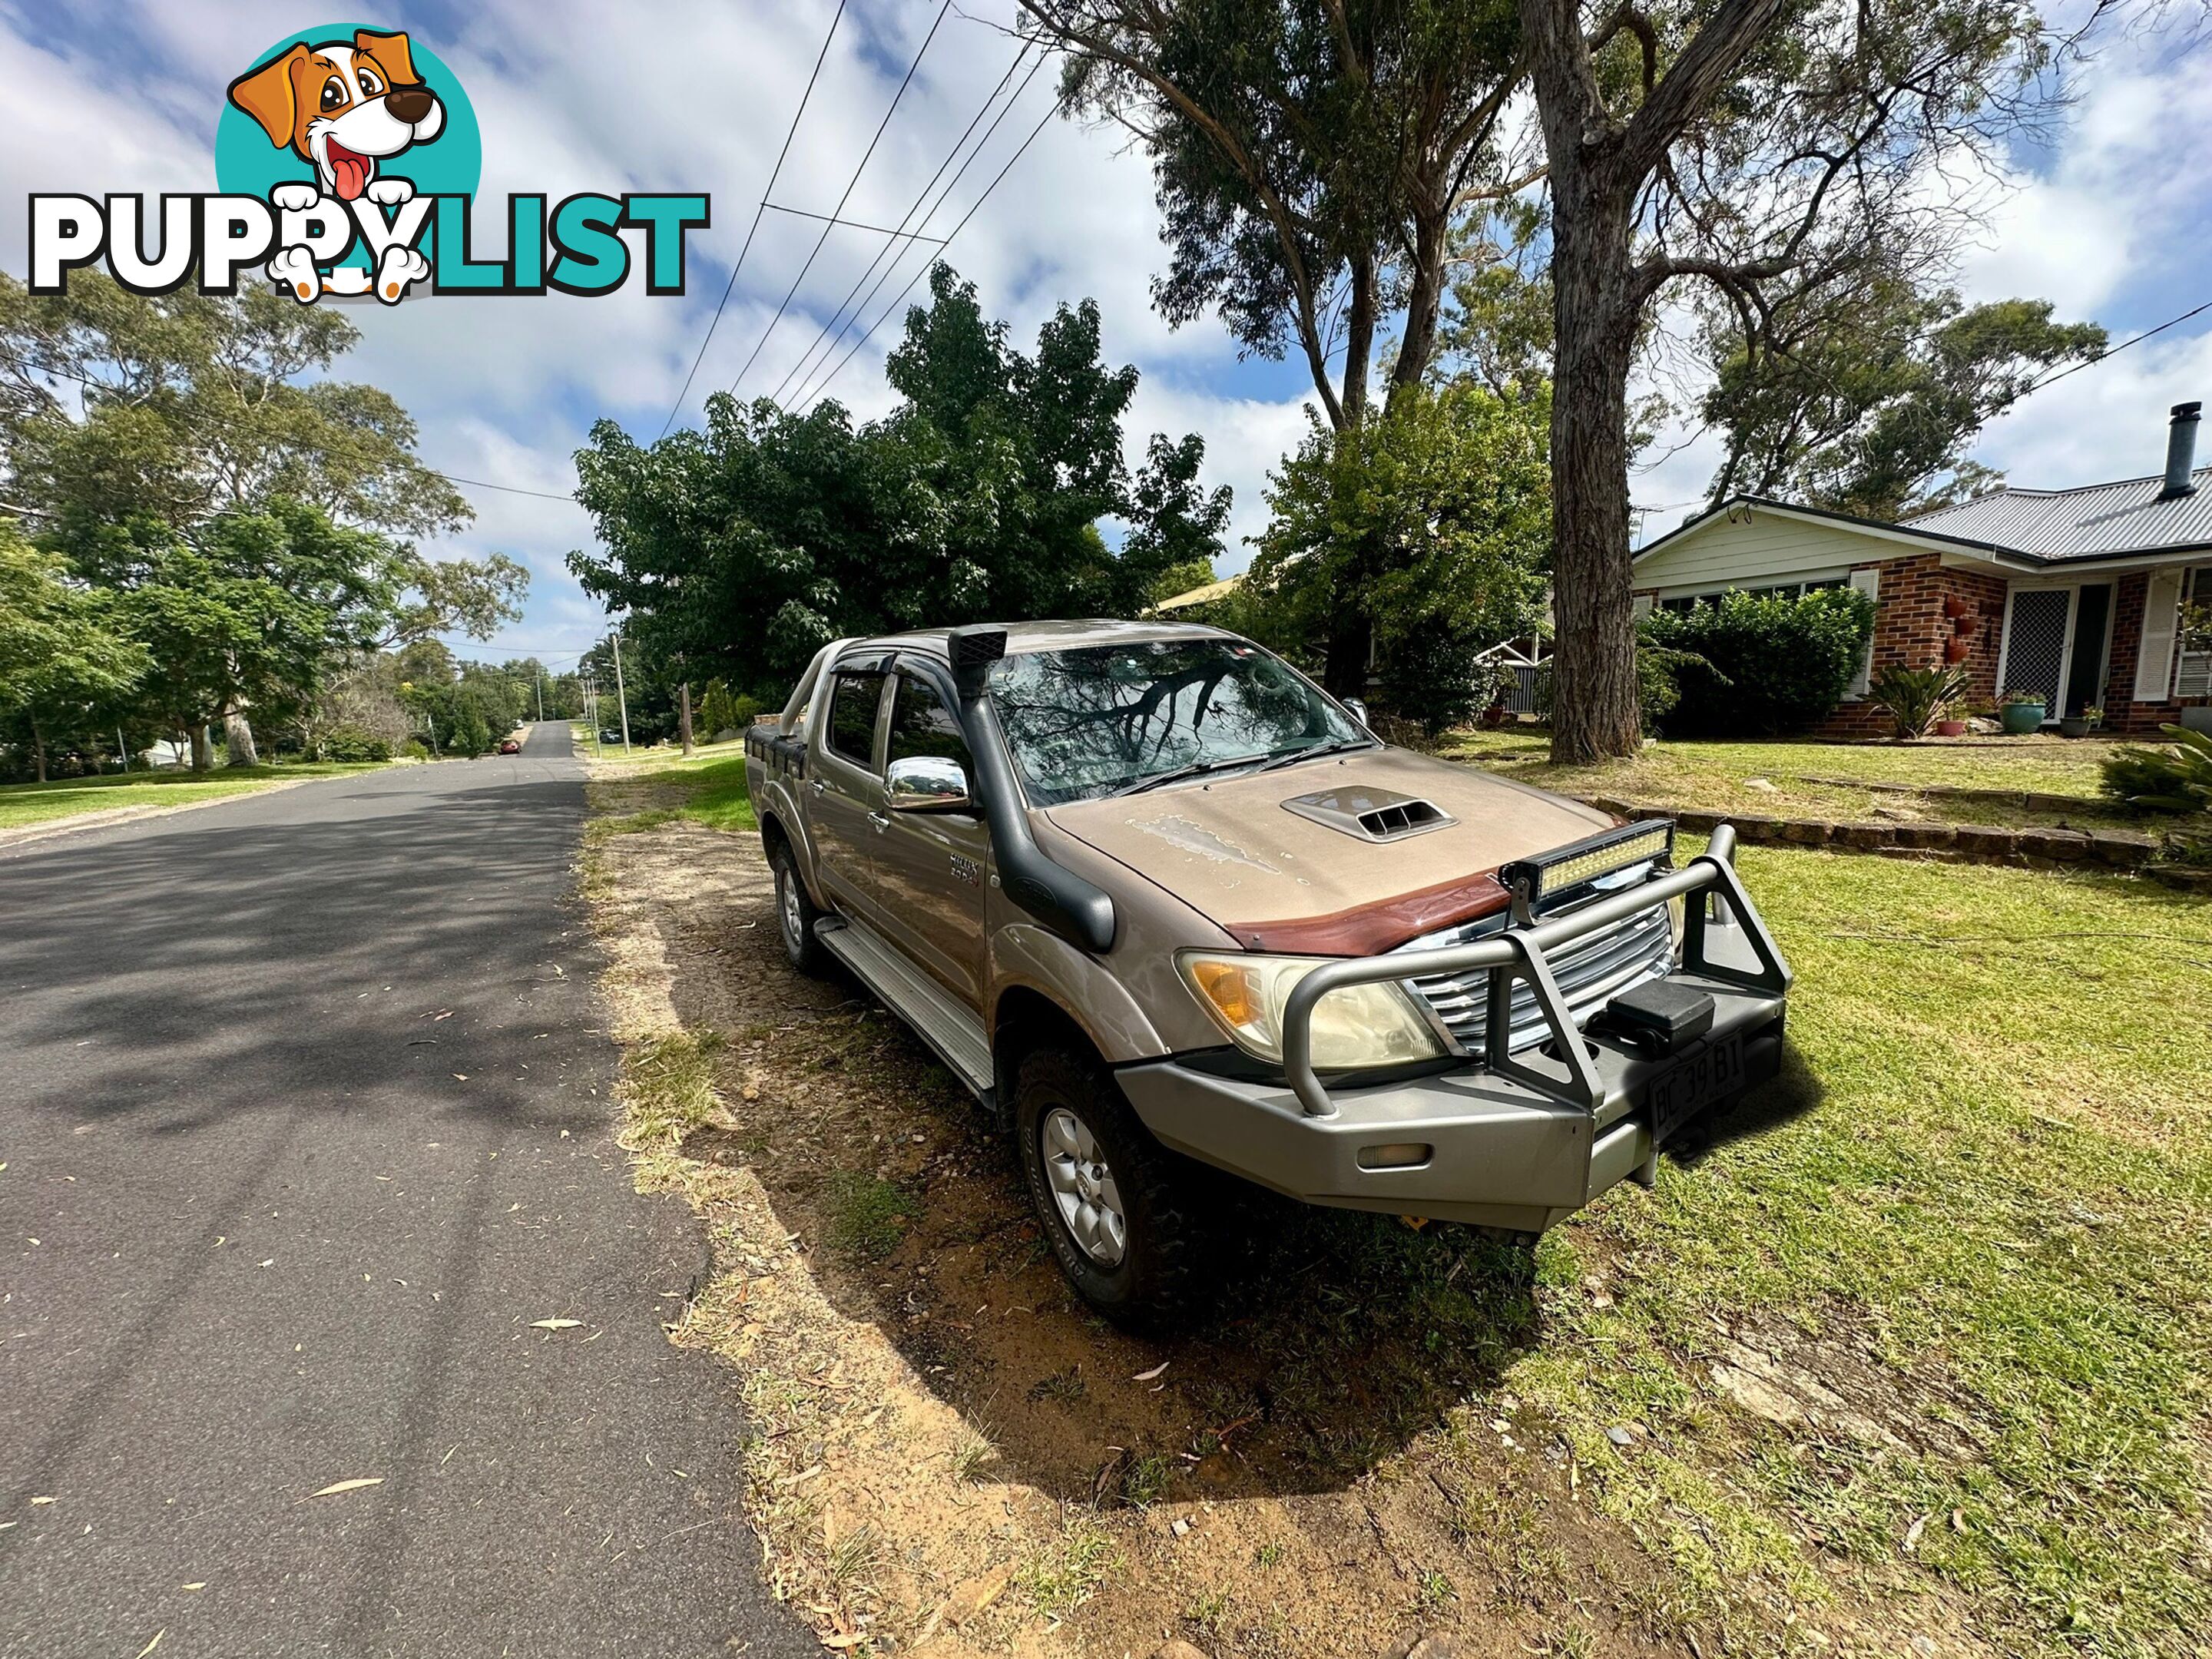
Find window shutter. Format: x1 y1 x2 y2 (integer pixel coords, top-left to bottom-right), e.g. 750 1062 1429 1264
1847 567 1881 695
1631 593 1654 621
2134 568 2185 701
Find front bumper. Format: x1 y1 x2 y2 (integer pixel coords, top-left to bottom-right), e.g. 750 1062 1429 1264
1115 825 1792 1234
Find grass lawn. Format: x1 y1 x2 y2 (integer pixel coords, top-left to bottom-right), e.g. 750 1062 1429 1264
1501 841 2212 1651
579 733 756 834
0 760 389 833
1442 727 2154 831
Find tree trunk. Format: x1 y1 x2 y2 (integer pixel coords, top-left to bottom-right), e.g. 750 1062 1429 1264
1545 187 1644 764
1389 203 1452 406
1323 604 1373 698
678 681 694 757
225 712 260 767
191 724 214 772
31 717 47 785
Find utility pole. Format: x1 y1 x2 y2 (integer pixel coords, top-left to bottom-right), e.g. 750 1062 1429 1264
535 668 545 724
610 634 633 754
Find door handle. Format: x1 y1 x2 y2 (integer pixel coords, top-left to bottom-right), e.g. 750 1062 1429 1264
867 810 890 832
810 778 826 796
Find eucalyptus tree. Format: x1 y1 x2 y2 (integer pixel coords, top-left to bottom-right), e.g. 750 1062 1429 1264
1518 0 2061 759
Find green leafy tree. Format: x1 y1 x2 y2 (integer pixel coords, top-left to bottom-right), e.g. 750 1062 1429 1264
571 264 1228 701
2 273 528 760
71 503 398 767
1252 382 1551 731
1024 0 1532 684
0 524 147 780
1700 273 2106 519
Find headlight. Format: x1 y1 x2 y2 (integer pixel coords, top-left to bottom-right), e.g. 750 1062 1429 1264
1177 952 1445 1070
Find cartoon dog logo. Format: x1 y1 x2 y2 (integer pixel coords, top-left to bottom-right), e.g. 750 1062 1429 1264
226 28 442 304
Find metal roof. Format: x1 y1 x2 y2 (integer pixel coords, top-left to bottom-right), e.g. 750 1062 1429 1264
1907 467 2212 559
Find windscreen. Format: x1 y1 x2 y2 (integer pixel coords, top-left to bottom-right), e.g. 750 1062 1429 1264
987 638 1363 806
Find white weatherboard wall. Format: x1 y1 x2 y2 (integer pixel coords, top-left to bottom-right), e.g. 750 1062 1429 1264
1635 508 1895 594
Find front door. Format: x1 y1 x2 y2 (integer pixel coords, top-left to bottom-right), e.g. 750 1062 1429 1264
2002 584 2117 721
810 667 890 917
2063 583 2114 717
873 669 989 1012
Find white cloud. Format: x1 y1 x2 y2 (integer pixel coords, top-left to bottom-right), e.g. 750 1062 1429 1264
1 0 1286 657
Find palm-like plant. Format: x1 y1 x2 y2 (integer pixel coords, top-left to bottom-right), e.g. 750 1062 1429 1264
2101 725 2212 813
1867 664 1972 739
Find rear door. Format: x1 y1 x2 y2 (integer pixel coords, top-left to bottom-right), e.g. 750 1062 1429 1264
809 666 891 918
872 667 990 1011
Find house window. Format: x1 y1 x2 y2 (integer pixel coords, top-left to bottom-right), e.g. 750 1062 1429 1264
2179 566 2212 698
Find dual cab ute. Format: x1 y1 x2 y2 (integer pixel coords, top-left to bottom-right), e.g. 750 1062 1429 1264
746 621 1790 1321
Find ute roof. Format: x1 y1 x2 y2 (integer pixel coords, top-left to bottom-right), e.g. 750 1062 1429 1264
853 618 1234 659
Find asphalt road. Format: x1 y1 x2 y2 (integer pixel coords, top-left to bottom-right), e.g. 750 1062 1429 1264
0 724 812 1658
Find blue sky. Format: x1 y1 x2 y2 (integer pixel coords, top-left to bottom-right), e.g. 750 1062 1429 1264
5 0 2210 674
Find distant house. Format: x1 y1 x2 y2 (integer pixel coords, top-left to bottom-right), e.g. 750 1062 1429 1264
1631 402 2212 737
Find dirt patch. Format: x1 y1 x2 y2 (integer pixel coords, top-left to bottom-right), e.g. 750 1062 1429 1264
580 801 2008 1657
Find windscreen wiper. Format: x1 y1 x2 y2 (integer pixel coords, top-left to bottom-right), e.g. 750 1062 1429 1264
1105 754 1270 798
1250 737 1377 774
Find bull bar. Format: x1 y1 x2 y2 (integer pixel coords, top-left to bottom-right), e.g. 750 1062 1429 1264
1280 823 1790 1120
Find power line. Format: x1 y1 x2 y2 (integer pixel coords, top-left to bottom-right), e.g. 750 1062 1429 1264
655 0 848 439
2020 297 2212 397
725 0 954 402
760 203 947 243
797 97 1063 417
786 65 1051 413
436 472 579 504
768 38 1041 409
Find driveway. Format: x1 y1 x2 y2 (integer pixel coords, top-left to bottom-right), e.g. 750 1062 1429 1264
0 724 810 1657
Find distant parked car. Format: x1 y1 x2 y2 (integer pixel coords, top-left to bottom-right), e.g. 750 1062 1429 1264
498 737 522 754
600 728 623 745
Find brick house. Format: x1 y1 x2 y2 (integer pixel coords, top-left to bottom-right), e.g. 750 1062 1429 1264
1630 402 2212 737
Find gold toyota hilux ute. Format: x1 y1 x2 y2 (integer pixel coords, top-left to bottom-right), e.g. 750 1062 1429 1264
745 620 1790 1323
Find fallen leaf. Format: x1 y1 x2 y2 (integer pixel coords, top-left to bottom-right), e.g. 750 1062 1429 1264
530 1318 584 1330
309 1478 384 1498
29 1496 55 1506
1131 1360 1170 1382
134 1631 164 1659
1903 1513 1929 1553
452 1074 469 1082
180 1584 206 1592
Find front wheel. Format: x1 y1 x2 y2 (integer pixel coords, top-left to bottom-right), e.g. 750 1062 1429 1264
770 842 831 976
1015 1047 1198 1327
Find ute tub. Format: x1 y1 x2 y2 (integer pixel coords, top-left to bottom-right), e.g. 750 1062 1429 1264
1114 826 1791 1234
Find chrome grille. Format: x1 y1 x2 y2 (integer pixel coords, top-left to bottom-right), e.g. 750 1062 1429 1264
1393 893 1675 1055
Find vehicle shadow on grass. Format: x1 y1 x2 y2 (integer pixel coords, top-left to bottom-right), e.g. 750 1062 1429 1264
648 846 1843 1511
1664 1037 1825 1167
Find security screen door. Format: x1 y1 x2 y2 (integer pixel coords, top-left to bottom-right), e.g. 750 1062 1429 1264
2002 589 2071 715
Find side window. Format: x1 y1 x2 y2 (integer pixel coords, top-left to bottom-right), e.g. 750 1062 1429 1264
826 672 883 769
887 674 972 774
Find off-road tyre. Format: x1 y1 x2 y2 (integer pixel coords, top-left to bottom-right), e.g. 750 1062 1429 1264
770 842 832 976
1014 1045 1198 1328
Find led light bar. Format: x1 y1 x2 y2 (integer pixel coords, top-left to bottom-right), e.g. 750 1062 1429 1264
1501 820 1674 913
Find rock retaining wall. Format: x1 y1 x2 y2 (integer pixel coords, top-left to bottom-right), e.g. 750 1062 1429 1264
1574 795 2160 872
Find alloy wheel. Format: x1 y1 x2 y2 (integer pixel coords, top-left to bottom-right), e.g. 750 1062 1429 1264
1041 1105 1127 1267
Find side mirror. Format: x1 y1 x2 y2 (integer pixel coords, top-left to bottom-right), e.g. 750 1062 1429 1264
886 754 972 813
1342 697 1370 729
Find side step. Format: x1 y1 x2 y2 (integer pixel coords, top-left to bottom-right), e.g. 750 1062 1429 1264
815 916 995 1106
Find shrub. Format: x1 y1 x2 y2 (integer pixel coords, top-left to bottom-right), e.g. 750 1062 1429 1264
2101 725 2212 813
1866 664 1971 739
323 724 393 763
1638 588 1876 737
1532 644 1711 737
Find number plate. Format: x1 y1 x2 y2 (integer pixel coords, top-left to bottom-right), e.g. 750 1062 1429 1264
1647 1031 1745 1147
